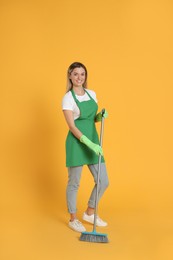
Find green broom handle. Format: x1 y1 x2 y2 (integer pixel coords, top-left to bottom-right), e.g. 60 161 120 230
93 109 105 232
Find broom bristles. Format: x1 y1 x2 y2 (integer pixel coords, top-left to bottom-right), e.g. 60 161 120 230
79 231 109 243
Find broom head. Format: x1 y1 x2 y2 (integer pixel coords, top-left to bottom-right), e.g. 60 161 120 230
79 231 109 243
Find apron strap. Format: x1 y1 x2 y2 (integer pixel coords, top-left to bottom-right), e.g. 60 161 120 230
71 89 78 103
84 89 94 100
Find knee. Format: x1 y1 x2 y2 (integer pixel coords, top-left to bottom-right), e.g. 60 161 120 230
100 177 109 191
104 178 109 189
67 176 80 190
67 182 80 190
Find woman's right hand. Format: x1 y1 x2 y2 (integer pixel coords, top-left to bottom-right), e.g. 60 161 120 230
80 135 103 156
91 143 103 156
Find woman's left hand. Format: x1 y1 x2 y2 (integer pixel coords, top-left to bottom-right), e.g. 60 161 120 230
95 109 108 122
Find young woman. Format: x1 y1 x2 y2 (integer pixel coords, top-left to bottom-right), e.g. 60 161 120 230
62 62 109 232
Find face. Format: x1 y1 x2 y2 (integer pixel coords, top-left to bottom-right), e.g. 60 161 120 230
69 67 86 87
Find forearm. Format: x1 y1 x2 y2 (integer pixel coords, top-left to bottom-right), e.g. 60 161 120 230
63 110 83 139
69 125 83 140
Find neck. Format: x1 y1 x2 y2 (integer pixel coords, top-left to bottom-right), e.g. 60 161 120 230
73 86 85 96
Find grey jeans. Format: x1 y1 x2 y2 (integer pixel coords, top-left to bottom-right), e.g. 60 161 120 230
66 163 109 213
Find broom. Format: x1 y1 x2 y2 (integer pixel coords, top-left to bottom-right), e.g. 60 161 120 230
79 109 109 243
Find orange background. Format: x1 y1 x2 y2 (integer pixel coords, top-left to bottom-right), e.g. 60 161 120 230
0 0 173 259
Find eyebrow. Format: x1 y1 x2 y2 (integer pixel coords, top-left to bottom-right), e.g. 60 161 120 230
73 72 85 74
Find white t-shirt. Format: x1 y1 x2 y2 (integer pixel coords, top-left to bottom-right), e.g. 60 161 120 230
62 89 98 120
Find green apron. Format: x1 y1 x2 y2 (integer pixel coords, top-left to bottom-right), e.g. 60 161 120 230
65 89 105 167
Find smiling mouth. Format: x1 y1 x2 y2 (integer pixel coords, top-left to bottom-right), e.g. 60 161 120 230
76 80 83 83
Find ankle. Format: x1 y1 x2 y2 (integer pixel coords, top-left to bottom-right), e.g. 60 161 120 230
70 213 77 222
86 208 94 216
70 218 76 222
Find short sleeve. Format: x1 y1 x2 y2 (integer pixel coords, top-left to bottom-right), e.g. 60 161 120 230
62 92 74 111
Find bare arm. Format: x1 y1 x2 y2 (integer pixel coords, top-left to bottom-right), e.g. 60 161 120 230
63 110 83 140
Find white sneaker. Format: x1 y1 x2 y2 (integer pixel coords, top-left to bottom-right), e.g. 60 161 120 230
68 219 86 232
82 212 108 227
